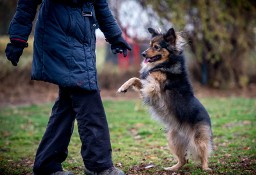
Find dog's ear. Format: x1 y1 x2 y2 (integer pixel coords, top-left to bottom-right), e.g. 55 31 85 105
163 28 176 45
148 28 159 38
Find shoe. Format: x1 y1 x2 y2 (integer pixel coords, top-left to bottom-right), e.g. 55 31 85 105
33 171 74 175
50 171 74 175
85 166 125 175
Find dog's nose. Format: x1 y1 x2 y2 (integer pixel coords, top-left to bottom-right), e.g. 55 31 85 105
141 52 146 57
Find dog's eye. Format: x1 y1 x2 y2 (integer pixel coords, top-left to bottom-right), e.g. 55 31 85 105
153 45 160 50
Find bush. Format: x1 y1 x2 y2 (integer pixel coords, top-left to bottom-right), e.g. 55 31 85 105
98 62 140 89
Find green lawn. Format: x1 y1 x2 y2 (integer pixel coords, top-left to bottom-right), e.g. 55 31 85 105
0 98 255 175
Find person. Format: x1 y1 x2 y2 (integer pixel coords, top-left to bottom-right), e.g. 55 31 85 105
5 0 131 175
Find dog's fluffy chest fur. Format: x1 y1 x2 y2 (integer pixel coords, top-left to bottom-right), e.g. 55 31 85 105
139 57 195 130
140 70 178 129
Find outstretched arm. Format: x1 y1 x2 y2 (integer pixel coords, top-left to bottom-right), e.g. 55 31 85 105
94 0 131 57
94 0 122 40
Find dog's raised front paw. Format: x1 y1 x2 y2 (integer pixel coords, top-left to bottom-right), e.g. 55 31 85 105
117 86 128 93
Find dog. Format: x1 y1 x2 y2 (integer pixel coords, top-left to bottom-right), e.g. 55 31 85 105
117 27 213 171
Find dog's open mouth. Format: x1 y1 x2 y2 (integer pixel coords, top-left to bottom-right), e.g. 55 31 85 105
144 55 162 63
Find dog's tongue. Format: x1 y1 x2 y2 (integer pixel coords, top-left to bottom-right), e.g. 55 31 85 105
144 58 150 63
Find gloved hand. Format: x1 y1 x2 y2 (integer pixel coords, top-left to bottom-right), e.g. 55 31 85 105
107 35 131 57
5 39 28 66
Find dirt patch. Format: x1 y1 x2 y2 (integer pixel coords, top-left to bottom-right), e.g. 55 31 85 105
0 69 255 107
0 80 58 107
193 83 256 99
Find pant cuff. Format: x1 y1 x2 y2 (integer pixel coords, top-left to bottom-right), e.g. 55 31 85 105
85 162 113 172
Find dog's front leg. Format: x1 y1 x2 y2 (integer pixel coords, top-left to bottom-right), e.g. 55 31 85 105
117 77 142 93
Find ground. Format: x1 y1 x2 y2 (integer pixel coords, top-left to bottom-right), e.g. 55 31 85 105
0 98 255 175
0 81 256 175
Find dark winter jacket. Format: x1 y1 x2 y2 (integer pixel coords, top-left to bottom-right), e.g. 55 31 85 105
9 0 122 90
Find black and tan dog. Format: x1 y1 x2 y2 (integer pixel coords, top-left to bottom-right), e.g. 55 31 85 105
117 27 213 171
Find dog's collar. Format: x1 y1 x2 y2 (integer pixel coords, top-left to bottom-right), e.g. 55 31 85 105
140 70 150 79
140 61 170 80
140 58 183 79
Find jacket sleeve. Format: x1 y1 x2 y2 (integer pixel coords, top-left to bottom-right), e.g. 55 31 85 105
8 0 42 41
94 0 122 40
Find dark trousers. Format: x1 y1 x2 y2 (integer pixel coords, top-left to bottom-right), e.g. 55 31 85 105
33 87 113 174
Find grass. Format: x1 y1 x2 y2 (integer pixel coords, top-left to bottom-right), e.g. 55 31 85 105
0 97 255 175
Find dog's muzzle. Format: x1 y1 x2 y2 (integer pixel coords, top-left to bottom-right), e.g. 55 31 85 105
143 55 162 63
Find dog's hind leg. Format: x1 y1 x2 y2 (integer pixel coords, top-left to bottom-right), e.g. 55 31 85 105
194 124 212 171
117 77 142 93
165 130 188 171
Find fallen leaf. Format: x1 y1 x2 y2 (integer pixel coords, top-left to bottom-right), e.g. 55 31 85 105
145 164 155 169
116 162 123 167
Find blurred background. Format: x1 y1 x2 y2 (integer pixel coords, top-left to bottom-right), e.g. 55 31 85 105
0 0 256 106
0 1 256 174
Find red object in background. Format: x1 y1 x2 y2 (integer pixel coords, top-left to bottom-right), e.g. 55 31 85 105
117 31 141 70
118 52 130 70
133 43 140 68
118 32 130 70
117 42 141 70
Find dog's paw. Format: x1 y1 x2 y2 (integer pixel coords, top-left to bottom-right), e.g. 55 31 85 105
202 167 212 171
164 167 178 171
164 164 182 171
117 86 128 93
163 167 172 171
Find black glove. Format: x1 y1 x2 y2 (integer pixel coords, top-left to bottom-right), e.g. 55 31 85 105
5 39 28 66
107 35 131 57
